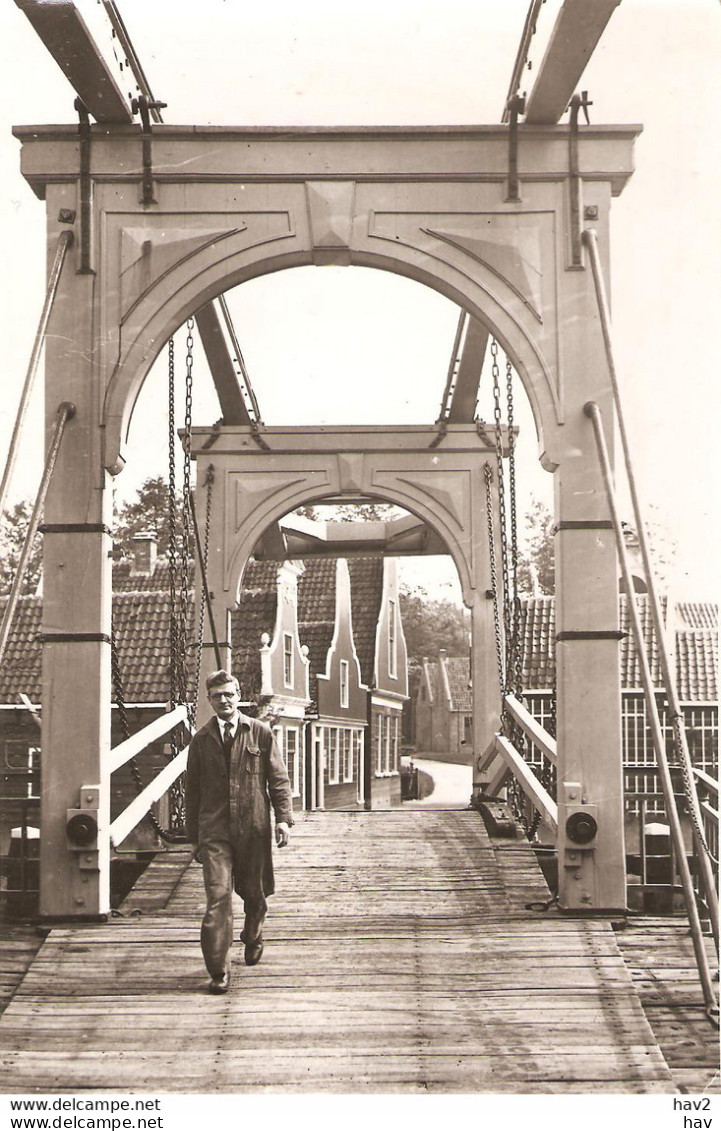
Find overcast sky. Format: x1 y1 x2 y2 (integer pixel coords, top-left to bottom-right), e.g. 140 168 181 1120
0 0 718 602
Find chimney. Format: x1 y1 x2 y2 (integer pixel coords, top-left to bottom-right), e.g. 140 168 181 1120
131 532 158 577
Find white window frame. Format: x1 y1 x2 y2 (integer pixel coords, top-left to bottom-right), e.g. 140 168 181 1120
283 633 294 688
285 726 300 797
342 728 354 783
388 599 397 678
376 714 383 775
340 659 349 709
384 714 391 774
328 726 339 784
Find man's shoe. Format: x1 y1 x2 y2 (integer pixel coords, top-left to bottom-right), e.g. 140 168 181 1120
208 971 230 994
240 929 264 966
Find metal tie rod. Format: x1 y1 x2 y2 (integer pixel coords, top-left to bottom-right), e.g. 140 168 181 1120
586 401 718 1018
0 402 75 669
0 230 74 520
583 227 719 947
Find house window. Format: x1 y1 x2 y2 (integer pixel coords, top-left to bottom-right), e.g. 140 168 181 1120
388 599 397 678
342 729 353 782
340 660 349 709
352 729 362 778
391 716 399 773
286 727 300 797
2 741 40 800
327 727 339 784
384 714 391 773
283 633 294 688
376 714 383 775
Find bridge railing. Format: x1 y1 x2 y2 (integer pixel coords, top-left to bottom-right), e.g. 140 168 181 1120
106 704 192 848
477 694 558 833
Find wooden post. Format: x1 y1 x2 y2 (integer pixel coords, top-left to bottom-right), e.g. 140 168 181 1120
39 225 112 918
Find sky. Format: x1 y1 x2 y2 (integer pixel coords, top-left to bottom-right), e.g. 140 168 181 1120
0 0 718 603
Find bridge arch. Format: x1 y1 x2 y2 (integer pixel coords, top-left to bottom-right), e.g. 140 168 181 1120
103 245 561 478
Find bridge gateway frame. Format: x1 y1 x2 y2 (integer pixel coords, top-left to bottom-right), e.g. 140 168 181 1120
12 119 640 917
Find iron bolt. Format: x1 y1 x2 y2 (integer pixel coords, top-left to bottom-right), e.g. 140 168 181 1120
58 209 76 224
584 205 599 221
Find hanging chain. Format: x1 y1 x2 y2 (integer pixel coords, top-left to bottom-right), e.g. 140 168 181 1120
491 341 512 667
167 336 180 714
671 714 718 865
506 354 523 702
192 465 214 707
484 462 505 702
111 629 180 841
177 317 195 724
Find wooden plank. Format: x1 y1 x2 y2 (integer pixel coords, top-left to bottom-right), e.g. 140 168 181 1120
447 317 489 422
0 810 683 1095
504 693 558 764
107 704 188 774
195 302 253 425
109 746 188 847
524 0 623 125
493 734 558 828
14 0 133 123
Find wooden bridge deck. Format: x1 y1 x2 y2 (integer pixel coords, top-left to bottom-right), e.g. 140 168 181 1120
0 809 700 1094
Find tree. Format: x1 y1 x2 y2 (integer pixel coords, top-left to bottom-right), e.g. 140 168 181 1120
0 501 42 595
516 499 555 596
398 584 470 665
113 477 183 558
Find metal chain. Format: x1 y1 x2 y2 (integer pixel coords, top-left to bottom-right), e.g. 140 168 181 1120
178 317 194 721
506 354 524 701
192 465 214 707
491 341 512 662
670 714 718 865
110 629 178 841
167 336 179 715
484 462 505 702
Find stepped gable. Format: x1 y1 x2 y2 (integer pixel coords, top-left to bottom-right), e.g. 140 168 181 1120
0 596 42 703
444 655 472 712
231 559 279 699
347 555 384 686
519 595 718 701
297 558 337 702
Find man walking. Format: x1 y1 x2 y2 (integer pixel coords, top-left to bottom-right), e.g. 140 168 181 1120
185 670 293 994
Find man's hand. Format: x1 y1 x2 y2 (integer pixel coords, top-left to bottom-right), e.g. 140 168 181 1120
275 823 290 848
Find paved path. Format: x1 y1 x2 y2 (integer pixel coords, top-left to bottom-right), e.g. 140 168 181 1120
404 757 473 808
0 811 676 1094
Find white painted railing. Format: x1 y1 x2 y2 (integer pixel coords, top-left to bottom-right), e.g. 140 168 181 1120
477 696 558 833
106 705 192 848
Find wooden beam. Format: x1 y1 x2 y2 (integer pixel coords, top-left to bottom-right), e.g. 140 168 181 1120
109 746 188 847
494 734 558 829
504 693 557 765
447 317 489 422
15 0 133 123
524 0 623 125
195 303 252 426
106 704 188 775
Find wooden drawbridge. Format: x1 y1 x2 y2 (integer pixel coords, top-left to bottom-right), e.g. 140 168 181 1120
2 809 706 1094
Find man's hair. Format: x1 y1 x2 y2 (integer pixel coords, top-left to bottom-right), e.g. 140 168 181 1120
205 669 240 693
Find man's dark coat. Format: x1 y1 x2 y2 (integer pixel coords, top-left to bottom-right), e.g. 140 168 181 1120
185 712 294 902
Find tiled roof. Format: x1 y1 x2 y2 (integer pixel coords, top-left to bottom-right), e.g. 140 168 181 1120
0 596 42 702
297 559 337 701
113 559 176 592
231 560 279 700
676 602 718 630
519 596 717 702
444 655 472 711
347 556 385 685
0 592 180 705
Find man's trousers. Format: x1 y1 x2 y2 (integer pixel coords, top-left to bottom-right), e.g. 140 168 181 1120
200 838 267 978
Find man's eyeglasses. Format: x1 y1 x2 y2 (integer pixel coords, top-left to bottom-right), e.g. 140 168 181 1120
209 691 237 701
